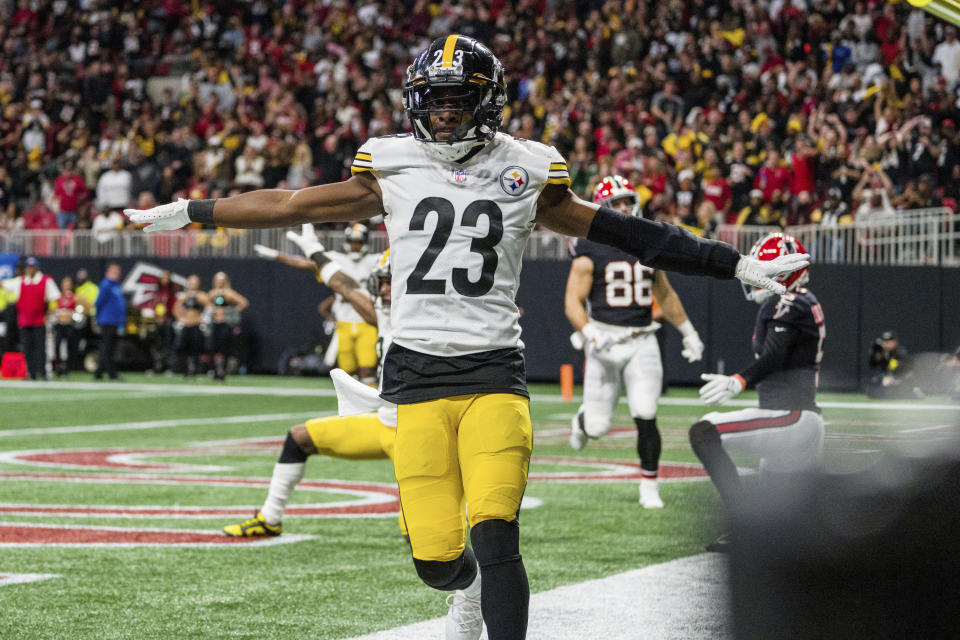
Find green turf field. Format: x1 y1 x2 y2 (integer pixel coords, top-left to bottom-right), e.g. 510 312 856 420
0 375 957 639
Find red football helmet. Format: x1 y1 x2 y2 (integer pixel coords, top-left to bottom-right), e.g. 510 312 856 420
593 175 640 217
743 232 810 302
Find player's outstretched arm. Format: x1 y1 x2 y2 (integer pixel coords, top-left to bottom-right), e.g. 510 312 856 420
536 185 808 295
124 173 383 231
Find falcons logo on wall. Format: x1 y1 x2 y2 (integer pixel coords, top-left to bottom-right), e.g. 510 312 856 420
121 262 188 308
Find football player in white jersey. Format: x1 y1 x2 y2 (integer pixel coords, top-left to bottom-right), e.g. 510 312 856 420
126 34 808 640
251 230 483 639
566 175 705 509
326 223 382 384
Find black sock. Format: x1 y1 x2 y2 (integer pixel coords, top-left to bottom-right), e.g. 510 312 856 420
634 417 661 474
471 519 528 640
278 432 308 463
689 420 742 508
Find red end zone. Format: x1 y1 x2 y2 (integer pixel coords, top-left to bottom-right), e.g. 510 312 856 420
0 438 708 546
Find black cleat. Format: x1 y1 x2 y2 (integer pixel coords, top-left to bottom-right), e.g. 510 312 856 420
706 533 730 553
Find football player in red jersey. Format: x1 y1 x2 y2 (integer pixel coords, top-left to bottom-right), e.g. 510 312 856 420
689 232 826 552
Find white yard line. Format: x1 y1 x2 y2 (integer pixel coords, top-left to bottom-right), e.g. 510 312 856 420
4 379 957 411
343 553 729 640
0 412 330 437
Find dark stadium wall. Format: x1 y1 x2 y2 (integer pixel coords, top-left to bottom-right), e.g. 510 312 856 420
34 258 954 391
35 258 332 375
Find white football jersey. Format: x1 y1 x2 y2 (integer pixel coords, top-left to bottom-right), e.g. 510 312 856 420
351 133 570 356
326 251 380 324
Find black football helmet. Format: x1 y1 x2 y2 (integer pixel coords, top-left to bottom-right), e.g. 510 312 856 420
367 249 391 302
403 35 507 162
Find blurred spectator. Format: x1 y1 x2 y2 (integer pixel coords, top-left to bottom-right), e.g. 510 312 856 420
94 263 126 381
95 158 133 212
73 267 99 360
932 26 960 90
53 160 88 230
92 209 126 245
174 275 211 378
148 270 178 375
866 330 916 398
234 145 265 188
22 201 57 230
2 257 60 380
207 272 249 381
0 0 956 248
52 276 81 376
853 163 896 221
737 189 782 227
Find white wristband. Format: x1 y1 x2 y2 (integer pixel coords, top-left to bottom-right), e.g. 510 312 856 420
677 320 697 337
319 261 343 284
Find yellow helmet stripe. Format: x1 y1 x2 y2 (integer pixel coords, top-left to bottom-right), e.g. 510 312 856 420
440 34 461 67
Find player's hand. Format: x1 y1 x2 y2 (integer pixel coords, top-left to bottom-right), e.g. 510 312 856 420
253 244 279 260
581 322 615 353
677 320 704 362
734 253 809 295
285 223 325 259
681 332 705 363
699 373 745 405
123 198 190 232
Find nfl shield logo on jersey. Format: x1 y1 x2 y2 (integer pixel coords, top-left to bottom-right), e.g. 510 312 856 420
500 166 529 196
453 169 467 183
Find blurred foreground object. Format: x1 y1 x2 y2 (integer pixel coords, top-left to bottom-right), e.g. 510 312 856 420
909 0 960 27
728 448 960 638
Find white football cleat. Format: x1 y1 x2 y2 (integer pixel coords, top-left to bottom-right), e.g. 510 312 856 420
569 407 588 451
639 478 664 509
445 580 484 640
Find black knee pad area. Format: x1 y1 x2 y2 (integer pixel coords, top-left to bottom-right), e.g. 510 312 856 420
278 431 308 464
414 546 477 591
689 420 720 449
471 519 521 568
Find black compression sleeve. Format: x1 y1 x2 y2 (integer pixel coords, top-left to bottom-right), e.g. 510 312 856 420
587 207 740 278
187 199 216 225
310 251 332 272
739 323 798 386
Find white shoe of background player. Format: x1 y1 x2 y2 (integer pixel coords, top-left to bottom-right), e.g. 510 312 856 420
569 407 588 451
639 477 664 509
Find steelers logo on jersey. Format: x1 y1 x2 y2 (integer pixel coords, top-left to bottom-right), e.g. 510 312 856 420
499 166 529 196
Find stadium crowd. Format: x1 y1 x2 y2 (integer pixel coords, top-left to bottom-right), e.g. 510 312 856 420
0 0 958 241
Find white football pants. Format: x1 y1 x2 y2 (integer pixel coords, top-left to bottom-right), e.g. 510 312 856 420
581 331 662 438
702 408 825 472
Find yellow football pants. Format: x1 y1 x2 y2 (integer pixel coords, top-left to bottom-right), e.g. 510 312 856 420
304 412 406 536
336 321 379 373
394 393 533 562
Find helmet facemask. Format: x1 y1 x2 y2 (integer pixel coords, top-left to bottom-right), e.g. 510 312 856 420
741 232 810 303
403 36 507 163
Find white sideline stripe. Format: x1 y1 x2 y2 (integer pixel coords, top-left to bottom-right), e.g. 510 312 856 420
0 412 329 437
0 391 165 403
0 573 61 587
342 554 729 640
2 380 957 411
